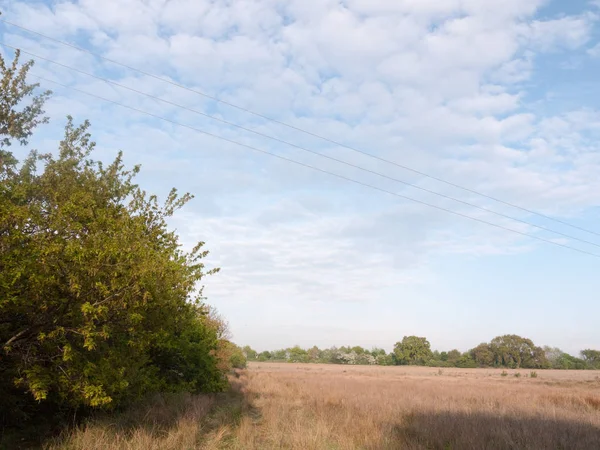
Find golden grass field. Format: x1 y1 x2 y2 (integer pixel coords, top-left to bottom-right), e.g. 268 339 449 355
49 362 600 449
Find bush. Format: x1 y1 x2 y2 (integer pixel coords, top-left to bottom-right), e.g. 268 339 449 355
514 372 521 378
1 117 226 427
501 371 508 377
530 371 538 378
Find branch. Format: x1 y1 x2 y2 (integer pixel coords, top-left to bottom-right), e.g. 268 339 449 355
3 327 30 349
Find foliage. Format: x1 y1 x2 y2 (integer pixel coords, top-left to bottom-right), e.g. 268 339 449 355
393 336 433 366
0 49 51 152
248 337 598 370
257 351 272 362
0 51 228 430
0 117 226 423
470 343 495 367
222 341 247 369
454 353 477 368
243 345 257 361
489 335 548 369
581 349 600 368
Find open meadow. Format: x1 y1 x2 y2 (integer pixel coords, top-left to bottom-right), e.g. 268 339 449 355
50 362 600 450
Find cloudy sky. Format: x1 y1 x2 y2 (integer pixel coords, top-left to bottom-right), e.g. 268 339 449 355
2 0 600 354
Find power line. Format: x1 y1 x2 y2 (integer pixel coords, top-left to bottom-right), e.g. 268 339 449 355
27 72 600 258
2 18 598 238
8 42 600 251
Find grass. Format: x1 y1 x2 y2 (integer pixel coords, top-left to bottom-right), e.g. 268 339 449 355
46 363 600 449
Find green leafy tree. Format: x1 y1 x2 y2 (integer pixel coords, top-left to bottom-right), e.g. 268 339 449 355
489 335 548 369
393 336 433 365
257 351 272 362
0 49 51 155
581 349 600 368
455 353 477 368
470 343 495 367
271 349 287 361
447 349 461 365
307 345 321 362
242 346 257 360
1 115 225 426
287 345 309 363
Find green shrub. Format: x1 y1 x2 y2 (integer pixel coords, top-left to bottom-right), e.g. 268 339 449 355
514 372 521 378
1 115 226 426
530 371 538 378
501 370 508 377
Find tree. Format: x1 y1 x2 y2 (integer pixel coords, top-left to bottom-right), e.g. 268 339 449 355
447 349 461 365
257 351 272 362
1 116 224 425
271 349 287 361
489 335 548 369
287 346 309 363
581 349 600 368
376 353 395 366
371 347 386 358
0 49 51 170
393 336 433 365
242 346 257 360
351 346 366 355
216 341 247 370
455 353 477 368
471 343 495 367
307 345 321 362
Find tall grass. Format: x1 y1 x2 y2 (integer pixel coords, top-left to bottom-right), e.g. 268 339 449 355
47 364 600 450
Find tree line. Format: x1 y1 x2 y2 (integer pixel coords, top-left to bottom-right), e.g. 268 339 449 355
0 50 245 435
243 335 600 370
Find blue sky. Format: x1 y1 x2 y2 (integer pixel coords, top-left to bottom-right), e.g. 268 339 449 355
2 0 600 355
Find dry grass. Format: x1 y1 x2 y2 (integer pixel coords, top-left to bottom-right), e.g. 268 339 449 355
48 363 600 450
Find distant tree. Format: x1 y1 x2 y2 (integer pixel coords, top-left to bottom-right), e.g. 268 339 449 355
271 349 287 361
544 346 564 366
393 336 433 365
242 346 257 360
307 346 321 362
287 346 309 363
257 351 272 362
376 353 395 366
440 351 449 362
447 349 462 365
218 341 247 370
371 347 387 358
355 353 376 365
490 335 548 369
471 343 495 367
455 353 477 368
581 349 600 368
351 346 366 355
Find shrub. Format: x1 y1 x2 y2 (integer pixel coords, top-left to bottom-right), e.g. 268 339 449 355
501 371 508 377
514 372 521 378
1 117 225 426
530 371 538 378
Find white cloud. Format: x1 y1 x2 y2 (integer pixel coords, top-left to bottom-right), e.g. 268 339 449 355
525 14 596 51
2 0 600 347
588 42 600 57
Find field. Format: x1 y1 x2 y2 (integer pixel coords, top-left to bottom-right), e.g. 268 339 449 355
50 362 600 449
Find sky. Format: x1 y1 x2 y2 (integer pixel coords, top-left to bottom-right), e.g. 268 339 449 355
1 0 600 355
